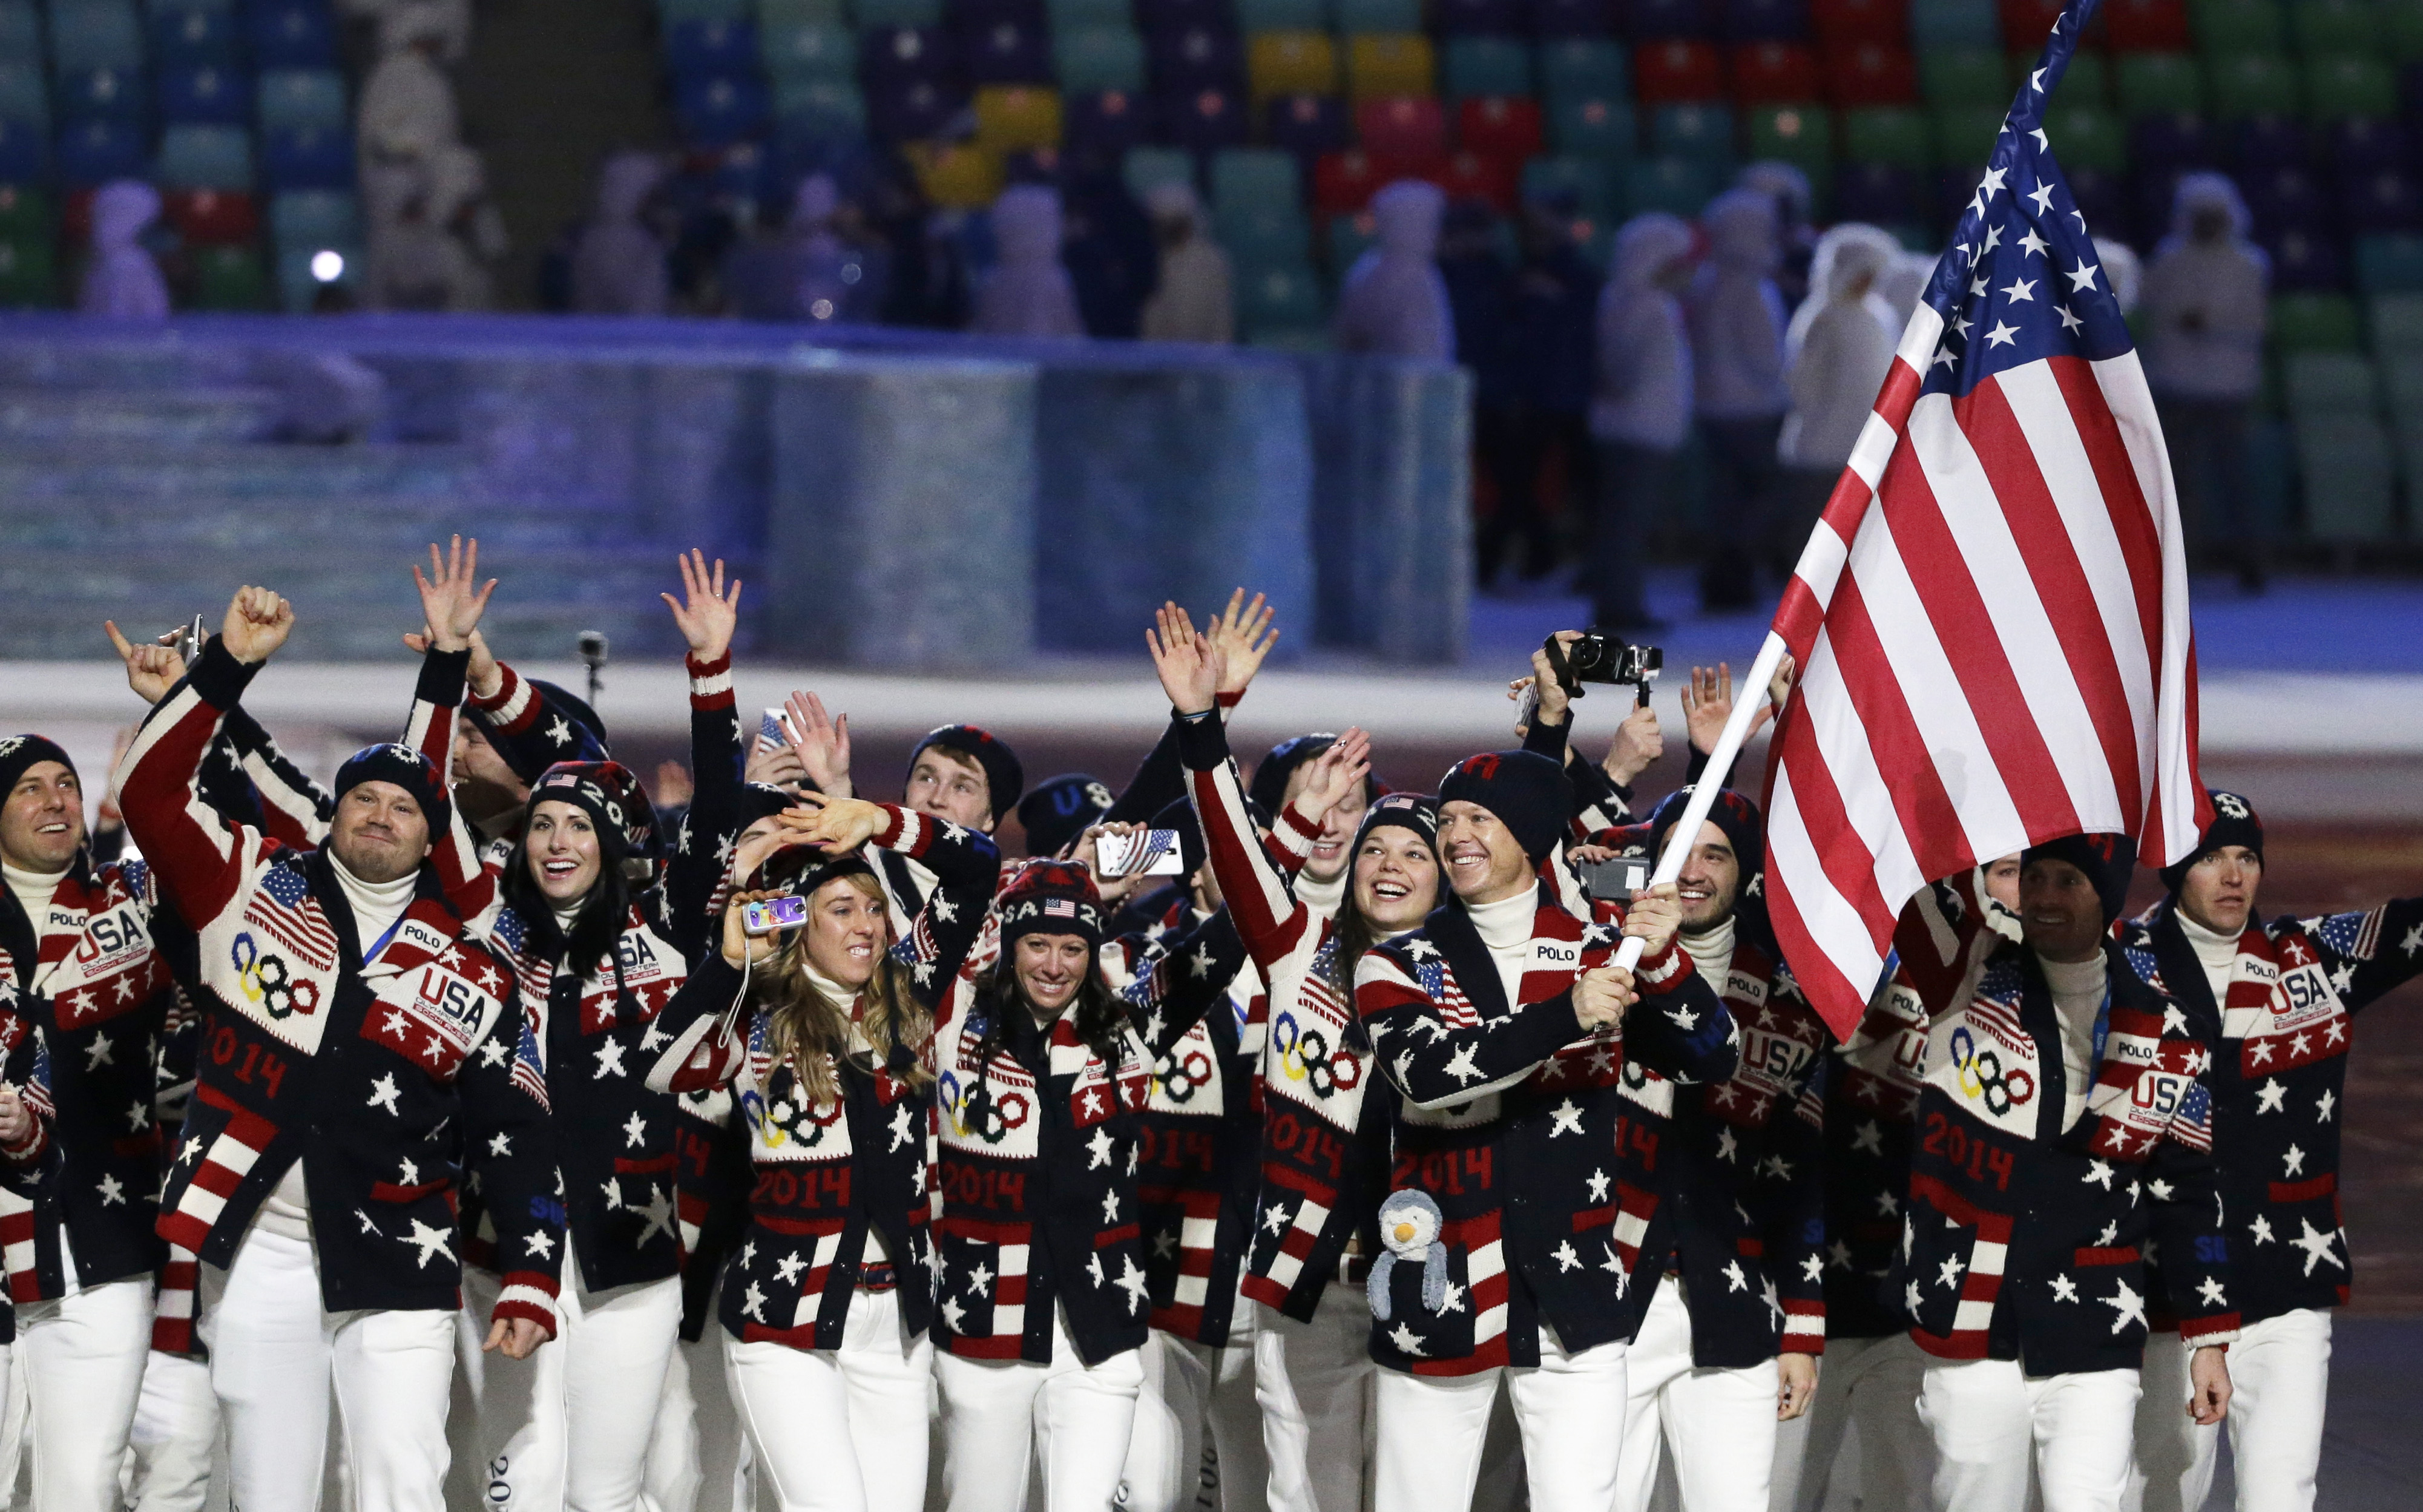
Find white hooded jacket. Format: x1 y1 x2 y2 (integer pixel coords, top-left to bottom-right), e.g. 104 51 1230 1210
1779 223 1900 470
1590 212 1695 449
1332 179 1452 361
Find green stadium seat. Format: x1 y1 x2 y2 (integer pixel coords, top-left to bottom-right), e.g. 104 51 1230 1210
269 188 358 252
1217 202 1313 264
1237 258 1327 335
2045 103 2126 171
0 183 50 238
852 0 942 26
2206 53 2301 116
2273 291 2364 350
773 76 866 136
2290 0 2380 55
194 245 268 311
2356 233 2423 295
1745 103 1835 189
1326 210 1375 272
1521 154 1616 219
2189 0 2286 54
1445 36 1533 99
1539 39 1629 102
1625 156 1717 217
1237 0 1327 30
1910 0 2001 51
2283 352 2381 415
2303 55 2398 119
0 233 54 309
1931 105 2006 166
1651 102 1734 164
2294 415 2398 541
1056 28 1146 93
2386 0 2423 60
758 0 848 24
2017 48 2105 105
1123 146 1197 202
1843 106 1931 168
1919 48 2005 107
762 22 856 82
1335 0 1419 32
2114 51 2205 116
2369 291 2423 347
1548 93 1638 158
1211 147 1300 211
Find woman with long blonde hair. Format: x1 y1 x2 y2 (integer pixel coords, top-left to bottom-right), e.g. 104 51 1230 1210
645 792 999 1512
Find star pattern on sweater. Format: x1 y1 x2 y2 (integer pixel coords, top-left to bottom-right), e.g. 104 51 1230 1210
2255 1079 2287 1114
1827 1240 1853 1272
775 1251 807 1284
2250 1214 2275 1246
594 1039 626 1079
2050 1274 2078 1303
1101 1189 1120 1223
2282 1143 2306 1177
124 1099 148 1131
401 1217 455 1270
1722 1259 1748 1292
84 1033 112 1071
1442 1044 1483 1085
1936 1255 1966 1290
2082 1159 2114 1189
635 1185 676 1247
479 1038 509 1067
966 1262 995 1298
1263 1202 1289 1236
524 1229 554 1258
1553 1241 1580 1273
545 715 573 748
743 1281 769 1321
2197 1275 2227 1309
2292 1220 2345 1277
97 1173 123 1206
1114 1255 1149 1313
1800 1253 1823 1284
622 1110 649 1148
1586 1167 1610 1203
1548 1099 1583 1138
2100 1279 2146 1335
1717 1128 1739 1164
2316 1089 2337 1122
1850 1120 1883 1156
488 1132 511 1157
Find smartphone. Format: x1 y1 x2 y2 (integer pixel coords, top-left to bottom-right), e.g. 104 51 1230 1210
1577 856 1649 903
1099 828 1186 878
756 709 795 753
741 895 809 935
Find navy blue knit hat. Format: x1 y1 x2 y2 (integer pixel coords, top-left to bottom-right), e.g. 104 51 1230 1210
996 858 1107 952
1354 791 1439 853
2159 790 2264 895
528 761 659 884
1018 774 1115 859
2024 832 2139 927
1646 786 1766 884
0 735 76 799
1438 750 1568 861
332 743 451 839
909 725 1024 822
1251 732 1381 819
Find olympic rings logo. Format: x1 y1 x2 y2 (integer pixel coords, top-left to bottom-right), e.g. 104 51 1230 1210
1950 1027 2034 1116
1271 1011 1360 1099
229 932 318 1021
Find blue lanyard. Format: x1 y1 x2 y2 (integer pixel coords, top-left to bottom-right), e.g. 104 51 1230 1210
2089 982 2112 1068
364 912 409 965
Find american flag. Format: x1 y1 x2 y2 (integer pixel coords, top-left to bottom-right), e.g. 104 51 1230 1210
1760 0 2212 1039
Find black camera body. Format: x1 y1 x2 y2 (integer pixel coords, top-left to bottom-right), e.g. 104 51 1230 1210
1543 633 1663 706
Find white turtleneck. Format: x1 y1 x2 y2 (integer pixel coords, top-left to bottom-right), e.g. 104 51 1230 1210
2 858 64 929
2177 909 2242 1008
1296 866 1347 922
1679 915 1737 989
2037 952 2109 1132
329 852 417 964
1465 888 1537 1008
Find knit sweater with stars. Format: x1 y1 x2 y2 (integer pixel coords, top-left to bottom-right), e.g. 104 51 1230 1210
1353 884 1737 1375
117 642 564 1332
2116 892 2423 1322
645 804 999 1352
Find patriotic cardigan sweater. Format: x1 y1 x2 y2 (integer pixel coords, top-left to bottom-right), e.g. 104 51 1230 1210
1615 932 1831 1366
645 804 1000 1352
1174 711 1391 1326
2117 893 2423 1321
0 991 56 1339
928 871 1232 1366
430 651 744 1297
117 642 564 1333
1352 887 1738 1374
1892 893 2237 1373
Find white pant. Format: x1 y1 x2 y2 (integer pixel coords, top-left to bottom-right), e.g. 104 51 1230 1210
645 1325 757 1512
1253 1287 1376 1512
726 1286 934 1512
18 1276 154 1512
1782 1332 1931 1512
1122 1303 1269 1512
1614 1281 1777 1512
200 1221 460 1512
1372 1327 1628 1512
2128 1309 2329 1512
935 1303 1145 1512
126 1349 222 1512
461 1256 684 1511
1918 1356 2141 1512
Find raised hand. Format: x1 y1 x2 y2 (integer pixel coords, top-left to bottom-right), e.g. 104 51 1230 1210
401 626 501 696
1296 728 1372 828
1207 588 1279 697
662 550 741 663
1145 602 1225 717
1681 662 1778 757
785 792 888 853
783 691 854 800
1074 820 1150 902
720 888 787 970
104 621 186 705
653 760 694 809
1603 702 1663 787
1522 631 1584 729
220 586 295 666
411 536 496 654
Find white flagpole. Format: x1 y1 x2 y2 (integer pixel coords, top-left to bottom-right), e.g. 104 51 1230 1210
1606 628 1791 972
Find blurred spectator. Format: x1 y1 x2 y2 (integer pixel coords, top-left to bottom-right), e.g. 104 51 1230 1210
1441 201 1517 579
2094 235 2142 317
1589 212 1697 632
1138 183 1233 344
971 185 1085 338
364 170 484 311
360 4 460 162
725 174 884 323
1878 247 1932 323
1778 222 1899 567
79 181 171 320
340 0 470 62
1737 161 1816 312
1476 193 1602 587
1333 179 1451 361
1063 166 1158 340
2143 173 2269 591
571 153 671 316
1686 188 1790 612
874 170 972 330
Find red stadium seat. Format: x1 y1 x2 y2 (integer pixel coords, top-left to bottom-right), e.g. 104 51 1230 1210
2102 0 2189 51
1439 147 1516 208
1731 41 1821 103
1313 146 1445 212
1633 39 1726 102
1356 95 1449 157
1999 0 2068 53
1458 94 1544 158
1809 0 1905 48
1826 41 1918 105
163 188 259 245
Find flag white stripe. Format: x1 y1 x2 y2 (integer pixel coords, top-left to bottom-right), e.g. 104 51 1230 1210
1794 625 1926 915
1765 763 1893 994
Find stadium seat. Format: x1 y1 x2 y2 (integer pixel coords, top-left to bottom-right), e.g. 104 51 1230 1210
761 0 849 24
1134 0 1232 35
153 4 240 67
906 140 1002 206
1548 91 1639 156
261 122 353 189
57 117 145 184
1124 144 1197 200
2283 352 2378 418
2031 48 2105 104
1249 33 1341 99
1216 197 1313 260
2273 291 2364 349
1998 0 2063 51
864 25 957 82
669 16 761 74
2114 51 2203 115
1057 28 1148 92
775 75 869 138
258 69 348 131
1919 47 2004 105
2206 53 2300 117
48 0 144 71
163 186 258 245
2235 111 2308 169
2103 0 2191 50
0 234 58 308
1745 100 1834 182
1634 39 1725 101
1459 94 1544 156
677 74 771 144
1829 42 1918 104
2189 0 2284 54
0 118 50 183
157 124 254 189
1348 35 1436 100
1358 94 1447 155
2306 56 2399 120
1212 145 1300 205
1444 37 1533 99
764 23 859 81
1910 0 1999 51
2346 168 2423 233
1266 91 1349 155
1439 147 1516 207
1522 153 1616 217
2330 117 2413 176
1811 0 1905 45
869 76 964 139
1533 0 1615 35
1540 39 1631 100
1313 146 1407 212
2358 232 2423 293
0 184 47 242
975 84 1061 148
1831 157 1920 219
663 0 752 19
1151 27 1246 93
270 188 360 252
249 3 336 68
1338 0 1424 31
1652 101 1735 162
2292 0 2379 56
1631 0 1717 40
1237 0 1327 28
2131 109 2214 174
1931 104 2005 164
1068 87 1155 152
1843 104 1930 165
0 62 47 125
1626 154 1718 214
1733 41 1821 102
964 18 1053 84
2046 102 2125 170
2294 415 2398 542
1236 259 1326 341
192 243 268 311
855 0 945 25
1326 205 1376 268
1728 0 1813 44
1165 82 1251 147
161 65 252 125
2387 0 2423 61
60 66 146 124
0 2 38 64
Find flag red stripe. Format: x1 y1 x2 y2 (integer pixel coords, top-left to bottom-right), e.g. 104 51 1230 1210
2049 357 2166 660
1955 378 2145 823
1758 832 1872 1039
1813 574 1976 880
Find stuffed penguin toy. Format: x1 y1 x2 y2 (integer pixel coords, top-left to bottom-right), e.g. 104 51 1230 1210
1368 1189 1448 1321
